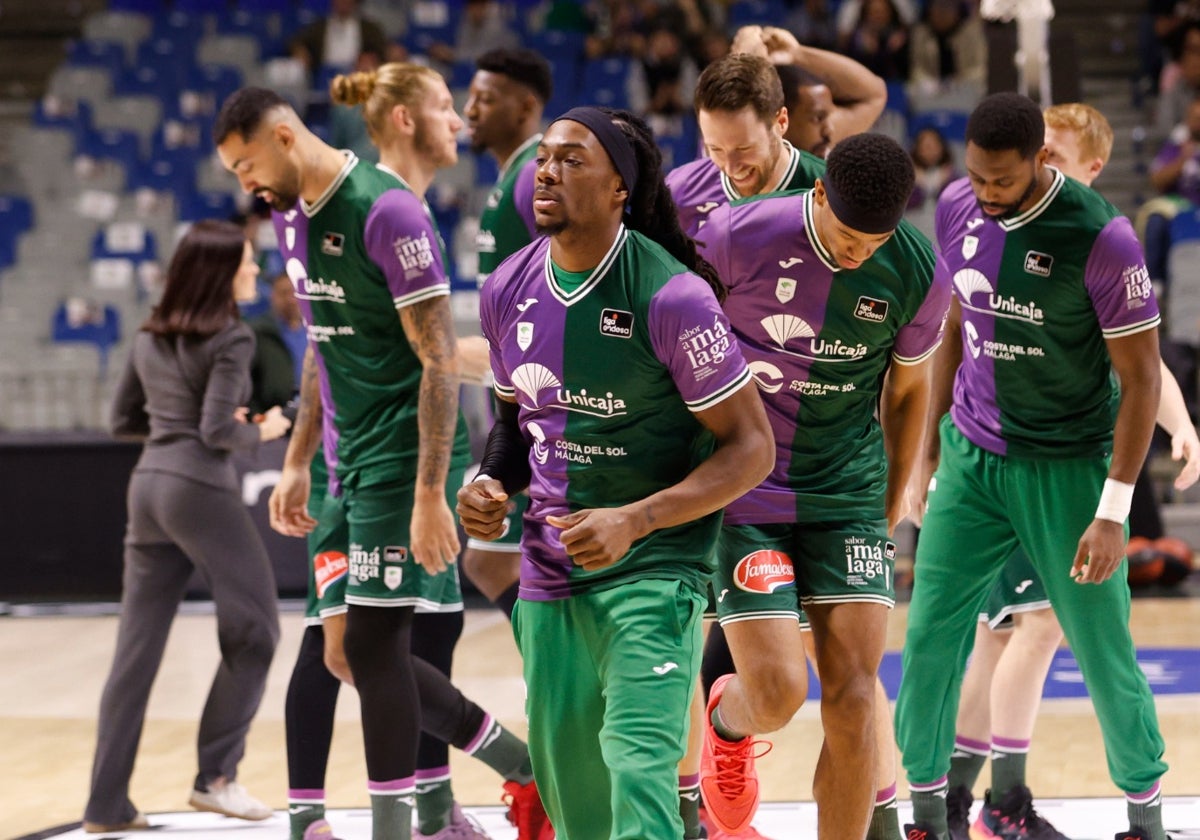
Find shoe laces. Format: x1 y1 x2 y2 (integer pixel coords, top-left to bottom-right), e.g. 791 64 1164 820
712 736 773 797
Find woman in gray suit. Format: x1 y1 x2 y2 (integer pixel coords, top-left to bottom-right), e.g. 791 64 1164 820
83 220 292 833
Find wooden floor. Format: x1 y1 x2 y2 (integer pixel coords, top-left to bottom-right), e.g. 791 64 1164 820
5 598 1199 840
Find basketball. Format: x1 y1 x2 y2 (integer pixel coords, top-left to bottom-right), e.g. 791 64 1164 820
1126 535 1165 587
1152 536 1195 587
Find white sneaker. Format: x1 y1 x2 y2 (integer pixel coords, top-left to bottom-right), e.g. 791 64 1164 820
189 779 273 821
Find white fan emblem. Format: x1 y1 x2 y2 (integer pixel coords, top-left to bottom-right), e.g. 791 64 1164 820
511 363 561 408
953 268 994 302
761 314 815 348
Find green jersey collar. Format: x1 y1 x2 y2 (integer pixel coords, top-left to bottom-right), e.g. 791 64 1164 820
544 225 628 306
302 151 358 217
802 191 841 273
998 167 1064 232
500 133 542 180
720 141 800 202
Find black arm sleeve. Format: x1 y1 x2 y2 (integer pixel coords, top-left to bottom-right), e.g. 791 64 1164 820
476 398 531 495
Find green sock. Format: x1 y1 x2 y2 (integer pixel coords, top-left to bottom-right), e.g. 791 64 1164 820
467 716 535 784
988 740 1029 798
415 775 454 835
710 704 747 742
947 737 989 791
287 794 325 840
679 777 703 840
867 787 902 840
911 784 950 839
1127 787 1166 840
369 784 413 840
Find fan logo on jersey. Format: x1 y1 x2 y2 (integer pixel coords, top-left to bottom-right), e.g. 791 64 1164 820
527 421 549 464
393 231 435 278
844 537 893 586
1121 264 1153 309
775 278 797 303
313 551 349 598
733 550 796 594
599 308 634 339
321 232 345 257
511 363 628 416
1024 250 1053 277
854 296 888 323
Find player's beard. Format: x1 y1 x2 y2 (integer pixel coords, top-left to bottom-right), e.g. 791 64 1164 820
979 172 1039 219
534 217 568 237
414 115 454 170
257 166 302 211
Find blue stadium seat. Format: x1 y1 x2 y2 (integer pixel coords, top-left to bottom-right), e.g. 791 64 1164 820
885 80 909 118
908 109 970 143
108 0 165 12
241 0 296 12
76 127 142 174
92 224 158 264
581 56 632 109
33 97 93 137
178 190 238 223
448 60 476 90
127 155 196 197
217 9 286 60
113 63 175 99
67 40 125 76
0 194 34 237
52 299 122 375
727 0 788 30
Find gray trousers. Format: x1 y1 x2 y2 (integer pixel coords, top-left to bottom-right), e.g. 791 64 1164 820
84 471 280 825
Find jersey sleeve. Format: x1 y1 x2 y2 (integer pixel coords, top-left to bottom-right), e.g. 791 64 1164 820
893 245 951 365
512 159 538 239
478 268 514 400
693 202 734 293
362 189 450 310
649 271 751 413
1084 215 1161 338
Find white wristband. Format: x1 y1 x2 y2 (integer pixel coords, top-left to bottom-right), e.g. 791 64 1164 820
1094 478 1135 523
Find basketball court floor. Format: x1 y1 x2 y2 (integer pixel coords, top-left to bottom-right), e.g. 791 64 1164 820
6 598 1198 840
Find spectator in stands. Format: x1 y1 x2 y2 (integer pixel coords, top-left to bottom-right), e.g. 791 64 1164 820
428 0 518 66
248 272 306 417
905 125 959 238
82 220 290 834
838 0 911 82
1152 93 1200 204
1156 21 1200 136
630 26 700 120
835 0 918 42
289 0 391 82
733 25 886 159
783 0 838 51
907 0 986 101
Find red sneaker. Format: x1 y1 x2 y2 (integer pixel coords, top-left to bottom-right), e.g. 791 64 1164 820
699 674 773 834
502 779 553 840
700 805 777 839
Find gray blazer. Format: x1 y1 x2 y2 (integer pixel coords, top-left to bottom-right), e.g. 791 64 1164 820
111 321 262 491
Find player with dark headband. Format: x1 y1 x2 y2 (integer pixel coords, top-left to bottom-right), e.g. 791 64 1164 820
458 105 772 840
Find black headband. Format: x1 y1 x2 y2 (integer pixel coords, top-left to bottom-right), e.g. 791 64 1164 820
553 106 638 201
822 177 905 235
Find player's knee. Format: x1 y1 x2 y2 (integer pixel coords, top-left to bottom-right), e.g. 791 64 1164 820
744 662 808 729
820 670 876 733
1014 609 1064 649
323 645 354 684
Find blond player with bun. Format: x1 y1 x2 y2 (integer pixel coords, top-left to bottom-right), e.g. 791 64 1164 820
216 69 549 840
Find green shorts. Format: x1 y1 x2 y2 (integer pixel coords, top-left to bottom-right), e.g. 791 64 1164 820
715 520 896 626
304 490 350 624
341 465 467 611
980 547 1050 628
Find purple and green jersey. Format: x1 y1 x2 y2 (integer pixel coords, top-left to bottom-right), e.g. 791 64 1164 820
476 133 540 285
700 190 949 524
937 171 1160 458
665 141 826 240
272 153 469 491
481 226 752 600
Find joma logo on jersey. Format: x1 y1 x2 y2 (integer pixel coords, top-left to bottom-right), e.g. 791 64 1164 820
599 308 634 338
680 316 733 370
854 296 888 322
1024 251 1053 277
733 550 796 594
393 231 435 275
321 232 344 256
1122 264 1153 308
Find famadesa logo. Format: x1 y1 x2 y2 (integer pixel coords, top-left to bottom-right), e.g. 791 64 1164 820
313 551 349 598
733 550 796 594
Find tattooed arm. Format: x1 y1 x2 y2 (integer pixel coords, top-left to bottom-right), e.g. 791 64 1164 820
399 295 462 574
269 345 321 537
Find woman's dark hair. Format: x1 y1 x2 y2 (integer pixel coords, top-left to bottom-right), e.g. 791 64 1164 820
912 126 953 168
144 220 244 337
605 108 727 303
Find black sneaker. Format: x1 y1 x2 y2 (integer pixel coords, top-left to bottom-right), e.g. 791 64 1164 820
905 822 942 840
947 785 973 840
1113 829 1173 840
971 786 1070 839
